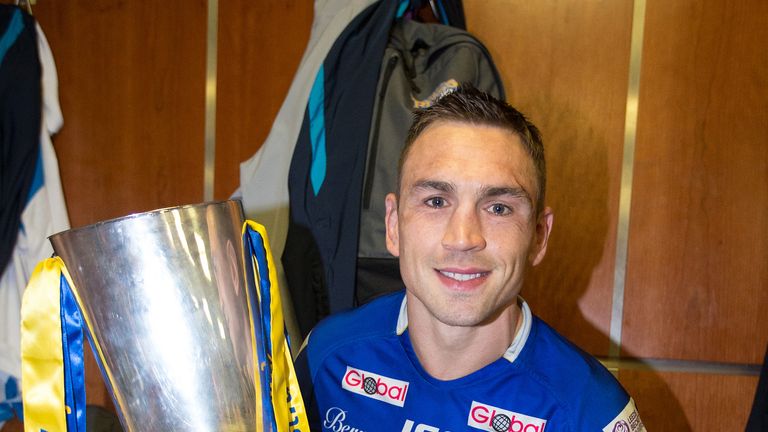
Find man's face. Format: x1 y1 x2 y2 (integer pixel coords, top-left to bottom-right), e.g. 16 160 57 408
385 121 553 328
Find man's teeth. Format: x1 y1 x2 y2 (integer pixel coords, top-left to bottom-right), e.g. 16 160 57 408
440 271 484 282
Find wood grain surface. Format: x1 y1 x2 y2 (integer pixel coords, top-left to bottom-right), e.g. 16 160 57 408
214 0 313 199
35 0 208 228
623 0 768 364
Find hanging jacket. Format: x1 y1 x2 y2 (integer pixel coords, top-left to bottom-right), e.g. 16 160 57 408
0 6 40 279
284 0 400 337
1 17 69 385
0 5 44 426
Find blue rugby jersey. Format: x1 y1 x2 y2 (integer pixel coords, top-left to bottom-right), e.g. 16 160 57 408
296 291 645 432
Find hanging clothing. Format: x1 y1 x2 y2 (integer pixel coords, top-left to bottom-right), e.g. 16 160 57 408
237 0 378 347
0 6 39 425
0 6 68 415
283 0 399 337
0 6 40 285
237 0 378 257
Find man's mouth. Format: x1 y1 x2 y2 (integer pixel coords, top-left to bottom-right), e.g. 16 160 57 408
437 270 488 282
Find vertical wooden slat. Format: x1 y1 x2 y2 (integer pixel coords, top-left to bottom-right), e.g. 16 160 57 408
204 0 219 201
623 0 768 364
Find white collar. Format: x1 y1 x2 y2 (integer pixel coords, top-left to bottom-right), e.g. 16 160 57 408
395 295 532 363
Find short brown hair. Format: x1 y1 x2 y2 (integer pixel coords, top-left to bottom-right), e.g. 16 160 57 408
399 84 546 213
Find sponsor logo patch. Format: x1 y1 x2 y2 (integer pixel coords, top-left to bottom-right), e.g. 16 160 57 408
602 399 645 432
468 401 547 432
341 366 409 407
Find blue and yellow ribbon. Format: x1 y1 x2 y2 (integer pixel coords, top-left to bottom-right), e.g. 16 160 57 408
243 221 309 432
20 257 85 432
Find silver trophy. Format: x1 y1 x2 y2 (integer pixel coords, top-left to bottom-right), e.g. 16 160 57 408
50 200 269 432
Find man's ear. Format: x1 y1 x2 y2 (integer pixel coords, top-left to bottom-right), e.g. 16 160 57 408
529 207 554 266
384 193 400 257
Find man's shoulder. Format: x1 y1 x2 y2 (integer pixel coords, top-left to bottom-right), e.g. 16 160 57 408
304 290 404 360
525 317 622 393
523 317 634 428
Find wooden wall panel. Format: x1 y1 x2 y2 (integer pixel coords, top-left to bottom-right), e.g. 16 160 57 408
464 0 633 355
35 0 208 229
620 370 759 430
214 0 313 199
623 0 768 363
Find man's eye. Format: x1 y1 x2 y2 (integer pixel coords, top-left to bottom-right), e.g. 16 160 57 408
425 197 447 208
487 203 512 216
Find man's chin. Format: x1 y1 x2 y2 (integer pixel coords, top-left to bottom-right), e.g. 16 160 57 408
431 308 488 328
432 300 516 329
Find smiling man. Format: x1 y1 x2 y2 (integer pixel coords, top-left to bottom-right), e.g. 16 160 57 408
296 85 644 432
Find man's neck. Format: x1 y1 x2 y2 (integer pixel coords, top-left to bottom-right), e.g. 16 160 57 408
405 294 523 381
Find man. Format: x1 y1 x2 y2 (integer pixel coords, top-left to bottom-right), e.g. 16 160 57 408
296 85 644 431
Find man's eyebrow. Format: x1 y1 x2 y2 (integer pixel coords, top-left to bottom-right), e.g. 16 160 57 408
481 186 532 202
411 180 455 193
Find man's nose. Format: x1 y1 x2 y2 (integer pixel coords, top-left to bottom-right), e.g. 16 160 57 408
441 206 486 252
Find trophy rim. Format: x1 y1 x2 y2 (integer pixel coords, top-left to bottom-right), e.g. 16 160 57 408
49 199 244 242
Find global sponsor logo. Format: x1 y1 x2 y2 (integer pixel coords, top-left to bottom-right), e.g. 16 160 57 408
341 366 409 407
401 419 453 432
468 401 547 432
324 406 365 432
